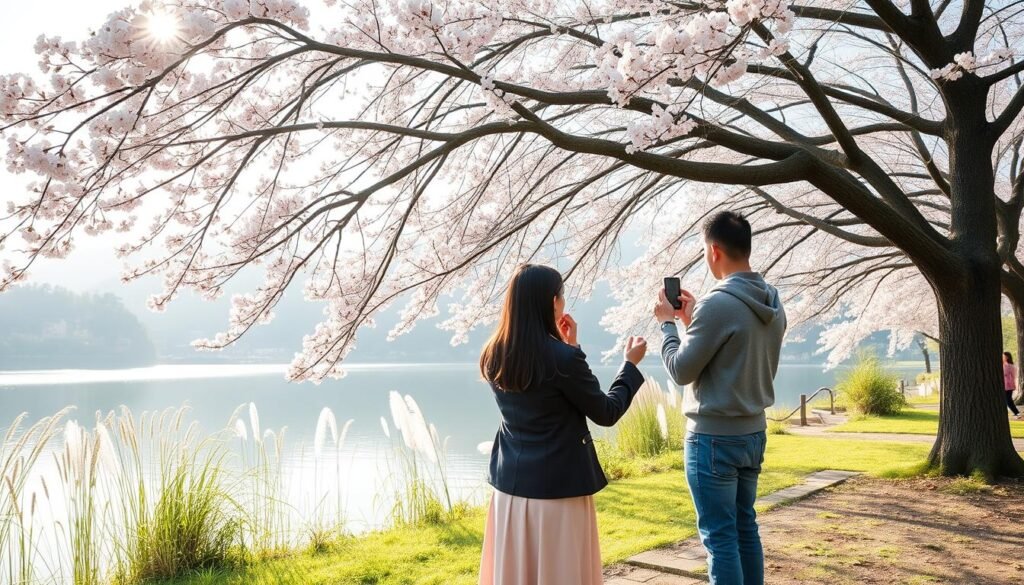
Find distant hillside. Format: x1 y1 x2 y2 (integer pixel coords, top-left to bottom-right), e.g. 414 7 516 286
0 285 156 369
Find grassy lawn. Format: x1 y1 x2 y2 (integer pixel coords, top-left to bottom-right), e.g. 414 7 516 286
905 393 940 405
160 436 928 585
830 407 1024 438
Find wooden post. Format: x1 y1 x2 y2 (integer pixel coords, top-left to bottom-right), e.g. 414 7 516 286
900 379 906 398
800 394 807 426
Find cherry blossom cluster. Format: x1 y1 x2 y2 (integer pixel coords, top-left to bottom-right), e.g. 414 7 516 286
392 0 502 61
930 49 1016 81
625 104 696 154
1 0 1022 383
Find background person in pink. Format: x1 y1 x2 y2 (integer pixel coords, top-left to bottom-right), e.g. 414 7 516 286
1003 352 1021 420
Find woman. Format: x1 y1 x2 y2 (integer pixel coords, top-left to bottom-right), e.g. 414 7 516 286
1003 352 1022 420
478 264 647 585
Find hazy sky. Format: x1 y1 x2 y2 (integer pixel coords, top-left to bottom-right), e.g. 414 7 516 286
2 1 132 291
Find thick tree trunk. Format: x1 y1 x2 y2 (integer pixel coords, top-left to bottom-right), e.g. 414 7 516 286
927 83 1024 478
929 280 1024 478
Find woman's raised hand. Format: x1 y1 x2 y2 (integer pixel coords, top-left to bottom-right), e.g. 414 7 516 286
559 314 579 347
624 335 648 366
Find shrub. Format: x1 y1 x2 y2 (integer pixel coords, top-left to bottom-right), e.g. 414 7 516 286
837 355 905 416
615 379 685 458
916 371 940 384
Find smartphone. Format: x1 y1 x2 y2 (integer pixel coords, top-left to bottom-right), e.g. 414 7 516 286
664 277 682 310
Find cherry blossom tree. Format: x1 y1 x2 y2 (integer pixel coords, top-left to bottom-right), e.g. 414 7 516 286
2 1 1023 476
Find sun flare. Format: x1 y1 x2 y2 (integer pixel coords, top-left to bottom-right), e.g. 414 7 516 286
142 9 181 44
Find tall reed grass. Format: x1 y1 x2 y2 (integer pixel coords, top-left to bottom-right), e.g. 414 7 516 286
382 392 458 526
1 407 71 585
614 378 686 457
110 407 237 582
1 398 465 585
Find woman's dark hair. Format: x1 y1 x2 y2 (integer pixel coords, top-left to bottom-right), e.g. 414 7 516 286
1005 351 1014 365
480 264 564 393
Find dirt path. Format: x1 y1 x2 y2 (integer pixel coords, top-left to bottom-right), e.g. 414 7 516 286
761 477 1024 584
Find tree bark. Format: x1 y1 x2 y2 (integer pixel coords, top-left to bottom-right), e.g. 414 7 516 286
929 278 1024 478
927 84 1024 477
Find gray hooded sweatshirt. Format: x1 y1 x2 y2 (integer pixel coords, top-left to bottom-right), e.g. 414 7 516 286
660 271 786 436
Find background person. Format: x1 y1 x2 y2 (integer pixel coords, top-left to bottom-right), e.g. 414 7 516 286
1004 352 1021 420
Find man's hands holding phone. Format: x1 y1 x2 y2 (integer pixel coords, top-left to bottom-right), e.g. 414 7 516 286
655 288 696 327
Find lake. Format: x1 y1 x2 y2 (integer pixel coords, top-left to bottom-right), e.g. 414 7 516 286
0 360 924 533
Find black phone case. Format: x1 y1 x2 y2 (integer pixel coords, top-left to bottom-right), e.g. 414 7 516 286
664 278 682 310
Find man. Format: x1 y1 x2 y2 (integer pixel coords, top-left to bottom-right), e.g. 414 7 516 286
653 211 786 585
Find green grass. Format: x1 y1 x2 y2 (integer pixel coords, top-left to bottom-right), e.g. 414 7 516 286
830 408 1024 438
905 393 940 405
156 436 930 585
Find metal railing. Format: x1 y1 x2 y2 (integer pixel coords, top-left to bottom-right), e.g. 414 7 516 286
767 387 835 426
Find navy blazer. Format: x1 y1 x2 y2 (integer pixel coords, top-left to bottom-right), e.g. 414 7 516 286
485 337 645 499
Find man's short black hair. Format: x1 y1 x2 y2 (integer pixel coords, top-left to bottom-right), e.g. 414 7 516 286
702 211 751 260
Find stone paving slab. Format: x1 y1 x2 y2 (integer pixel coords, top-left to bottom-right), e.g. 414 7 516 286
605 565 705 584
605 576 705 584
622 469 860 580
809 408 848 425
757 470 858 507
628 549 707 578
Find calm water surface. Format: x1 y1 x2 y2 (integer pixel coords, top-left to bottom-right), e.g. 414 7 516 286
0 360 923 531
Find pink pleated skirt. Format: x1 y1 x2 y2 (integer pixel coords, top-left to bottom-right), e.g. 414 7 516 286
479 489 603 585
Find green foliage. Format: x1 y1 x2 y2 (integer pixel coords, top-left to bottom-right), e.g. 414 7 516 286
389 478 450 527
130 446 237 580
766 408 791 435
102 408 241 584
836 354 905 416
915 371 940 384
593 439 681 480
614 378 685 458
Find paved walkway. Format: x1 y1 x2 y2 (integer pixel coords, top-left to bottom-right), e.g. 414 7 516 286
603 470 860 584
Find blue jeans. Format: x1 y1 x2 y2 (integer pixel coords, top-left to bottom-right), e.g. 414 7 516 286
685 431 767 585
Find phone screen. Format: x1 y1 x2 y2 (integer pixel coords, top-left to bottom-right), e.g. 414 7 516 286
664 277 682 310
